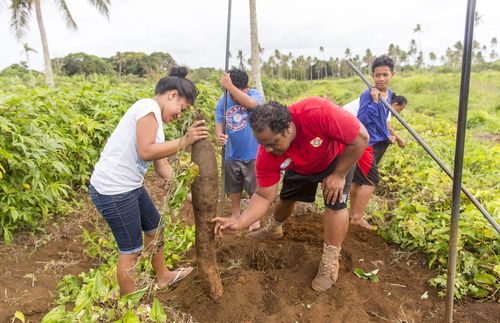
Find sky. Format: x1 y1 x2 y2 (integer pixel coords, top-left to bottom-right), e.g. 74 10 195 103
1 0 499 71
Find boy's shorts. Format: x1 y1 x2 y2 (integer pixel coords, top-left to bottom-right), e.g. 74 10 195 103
279 156 355 210
89 184 163 254
353 141 390 186
224 160 256 195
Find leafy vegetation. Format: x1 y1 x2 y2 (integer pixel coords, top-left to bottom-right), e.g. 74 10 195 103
0 75 220 243
1 67 499 323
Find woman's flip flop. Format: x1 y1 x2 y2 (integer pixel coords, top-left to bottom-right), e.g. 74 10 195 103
168 267 193 287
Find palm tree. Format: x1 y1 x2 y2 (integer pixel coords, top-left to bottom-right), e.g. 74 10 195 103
21 42 37 87
362 49 374 74
249 0 264 98
490 37 498 61
273 49 282 79
344 48 351 59
9 0 111 88
408 39 418 65
413 23 423 54
429 52 437 67
474 10 482 28
319 46 327 78
306 56 312 80
237 50 245 70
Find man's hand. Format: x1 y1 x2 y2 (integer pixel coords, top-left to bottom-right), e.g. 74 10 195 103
321 172 346 205
210 216 242 237
389 135 396 144
220 72 233 90
370 88 381 103
396 137 406 148
217 132 228 145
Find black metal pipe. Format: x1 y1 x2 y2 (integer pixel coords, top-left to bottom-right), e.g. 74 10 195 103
346 59 499 234
445 0 476 321
220 0 232 217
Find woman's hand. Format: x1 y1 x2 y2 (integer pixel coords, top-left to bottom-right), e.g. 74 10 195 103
185 120 209 145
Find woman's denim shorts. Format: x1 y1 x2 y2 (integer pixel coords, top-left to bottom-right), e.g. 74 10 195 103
89 184 163 254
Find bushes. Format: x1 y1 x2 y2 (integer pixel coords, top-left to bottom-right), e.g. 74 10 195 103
374 112 500 300
0 75 216 243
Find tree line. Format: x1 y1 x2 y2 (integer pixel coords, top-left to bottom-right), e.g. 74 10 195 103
235 37 498 81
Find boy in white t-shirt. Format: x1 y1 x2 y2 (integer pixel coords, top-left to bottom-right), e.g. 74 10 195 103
89 67 208 295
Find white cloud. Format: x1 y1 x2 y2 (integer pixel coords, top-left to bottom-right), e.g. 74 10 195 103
1 0 498 71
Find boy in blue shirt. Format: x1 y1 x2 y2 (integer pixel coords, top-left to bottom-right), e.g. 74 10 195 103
350 55 396 230
215 69 263 231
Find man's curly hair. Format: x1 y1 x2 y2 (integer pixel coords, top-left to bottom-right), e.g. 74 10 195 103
249 101 291 134
228 68 249 89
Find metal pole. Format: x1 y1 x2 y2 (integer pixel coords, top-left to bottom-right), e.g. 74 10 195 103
346 60 499 234
445 0 476 321
220 0 232 217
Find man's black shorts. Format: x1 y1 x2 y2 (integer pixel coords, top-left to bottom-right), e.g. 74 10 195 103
279 156 355 210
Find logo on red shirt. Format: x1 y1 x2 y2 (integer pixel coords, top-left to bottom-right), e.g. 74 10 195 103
280 157 292 169
310 137 323 148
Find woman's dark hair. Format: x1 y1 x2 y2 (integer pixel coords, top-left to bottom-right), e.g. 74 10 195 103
228 68 249 89
249 101 291 134
372 55 395 72
155 66 198 104
391 92 408 106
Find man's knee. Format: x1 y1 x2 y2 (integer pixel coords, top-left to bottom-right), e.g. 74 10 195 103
324 207 348 217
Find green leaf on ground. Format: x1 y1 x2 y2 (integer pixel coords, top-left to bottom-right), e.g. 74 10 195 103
353 268 380 282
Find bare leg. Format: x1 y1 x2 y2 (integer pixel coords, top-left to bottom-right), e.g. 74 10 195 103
117 253 139 295
229 192 241 218
349 183 375 230
324 208 349 247
245 199 296 240
144 230 192 288
273 199 296 222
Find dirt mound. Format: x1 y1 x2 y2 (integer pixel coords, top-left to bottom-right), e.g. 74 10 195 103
161 210 499 322
1 175 498 322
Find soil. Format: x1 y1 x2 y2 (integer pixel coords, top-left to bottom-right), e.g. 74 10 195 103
473 132 500 144
1 175 498 322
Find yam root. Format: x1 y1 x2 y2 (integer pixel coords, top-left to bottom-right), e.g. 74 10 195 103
190 113 224 300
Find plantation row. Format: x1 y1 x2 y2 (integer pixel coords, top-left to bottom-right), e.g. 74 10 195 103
1 71 499 302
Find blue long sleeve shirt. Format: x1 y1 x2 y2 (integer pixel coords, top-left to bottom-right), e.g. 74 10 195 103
357 88 392 146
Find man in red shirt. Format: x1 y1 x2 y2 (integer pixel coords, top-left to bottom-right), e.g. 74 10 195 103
211 97 368 291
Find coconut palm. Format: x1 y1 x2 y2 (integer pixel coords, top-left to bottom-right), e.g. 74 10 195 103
21 42 37 87
237 50 245 70
413 23 423 54
249 0 264 98
9 0 111 87
319 46 327 78
490 37 498 60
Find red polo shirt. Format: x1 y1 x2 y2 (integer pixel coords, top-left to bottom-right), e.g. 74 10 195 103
255 97 361 187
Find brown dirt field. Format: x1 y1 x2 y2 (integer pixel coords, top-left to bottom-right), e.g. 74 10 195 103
1 175 498 322
162 208 500 323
